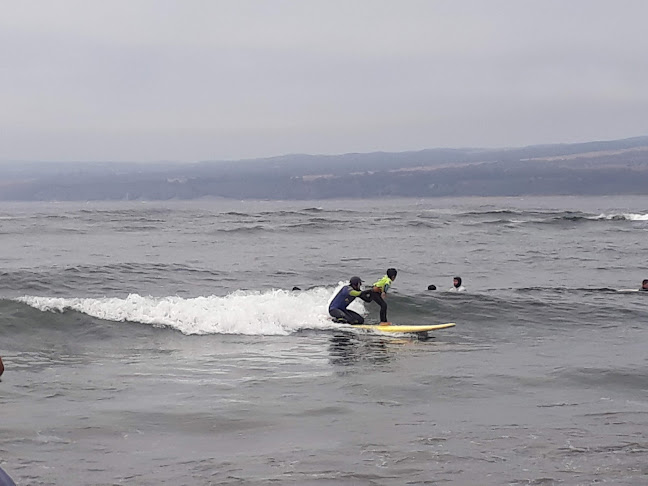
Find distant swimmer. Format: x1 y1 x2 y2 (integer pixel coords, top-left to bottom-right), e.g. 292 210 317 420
369 268 397 325
642 279 648 291
329 277 373 324
448 276 466 292
427 284 437 290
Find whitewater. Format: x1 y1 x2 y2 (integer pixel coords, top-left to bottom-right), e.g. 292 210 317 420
17 285 363 336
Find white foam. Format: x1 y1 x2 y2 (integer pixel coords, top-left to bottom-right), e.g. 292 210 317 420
17 284 367 336
595 213 648 221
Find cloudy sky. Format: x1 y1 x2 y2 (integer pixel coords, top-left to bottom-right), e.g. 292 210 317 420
2 0 647 162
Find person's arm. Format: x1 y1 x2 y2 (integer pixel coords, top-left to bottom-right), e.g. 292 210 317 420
358 290 373 302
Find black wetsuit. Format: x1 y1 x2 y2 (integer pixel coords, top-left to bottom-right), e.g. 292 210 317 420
370 290 388 323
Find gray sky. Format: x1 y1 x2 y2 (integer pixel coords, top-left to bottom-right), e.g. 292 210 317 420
2 0 647 162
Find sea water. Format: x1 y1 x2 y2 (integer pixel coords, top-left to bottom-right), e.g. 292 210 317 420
1 196 647 485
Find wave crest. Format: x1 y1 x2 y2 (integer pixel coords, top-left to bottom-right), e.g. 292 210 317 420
16 286 366 336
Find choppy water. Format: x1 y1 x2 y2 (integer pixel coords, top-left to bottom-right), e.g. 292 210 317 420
1 196 648 485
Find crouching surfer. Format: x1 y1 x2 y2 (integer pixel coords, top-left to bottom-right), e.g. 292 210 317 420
329 276 373 324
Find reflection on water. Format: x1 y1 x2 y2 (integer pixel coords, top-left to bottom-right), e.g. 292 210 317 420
327 332 396 367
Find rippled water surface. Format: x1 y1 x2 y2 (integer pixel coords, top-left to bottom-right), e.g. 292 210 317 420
1 196 648 485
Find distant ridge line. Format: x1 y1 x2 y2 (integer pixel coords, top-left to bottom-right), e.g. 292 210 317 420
0 135 647 201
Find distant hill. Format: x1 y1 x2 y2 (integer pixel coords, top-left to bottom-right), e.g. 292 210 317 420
1 136 648 200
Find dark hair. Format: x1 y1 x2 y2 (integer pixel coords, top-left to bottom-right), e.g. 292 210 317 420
386 268 397 279
427 284 437 290
643 279 648 285
453 276 462 287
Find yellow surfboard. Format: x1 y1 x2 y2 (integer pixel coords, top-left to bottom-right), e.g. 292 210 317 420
349 322 455 333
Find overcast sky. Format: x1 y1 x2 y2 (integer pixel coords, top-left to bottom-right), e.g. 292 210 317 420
2 0 647 163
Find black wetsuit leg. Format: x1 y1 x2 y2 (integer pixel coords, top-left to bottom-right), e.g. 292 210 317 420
329 308 364 324
371 291 388 322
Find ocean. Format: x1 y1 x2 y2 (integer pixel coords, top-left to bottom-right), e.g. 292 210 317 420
1 195 647 485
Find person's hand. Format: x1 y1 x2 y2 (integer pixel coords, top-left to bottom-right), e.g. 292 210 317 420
381 292 386 298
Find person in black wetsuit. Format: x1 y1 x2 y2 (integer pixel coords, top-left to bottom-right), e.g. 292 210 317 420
329 276 373 324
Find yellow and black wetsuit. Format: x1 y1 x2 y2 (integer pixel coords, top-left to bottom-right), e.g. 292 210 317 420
370 275 393 323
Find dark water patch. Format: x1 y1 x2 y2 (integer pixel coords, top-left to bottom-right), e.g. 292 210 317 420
0 299 172 347
388 292 648 331
327 334 395 367
43 214 75 220
306 217 348 224
113 224 164 232
552 368 648 393
542 213 646 226
405 221 443 229
463 209 522 216
455 208 648 228
78 208 174 216
214 225 270 233
114 410 270 435
259 210 310 217
286 406 349 418
339 256 373 262
515 286 622 294
481 218 518 225
281 221 341 231
0 264 232 297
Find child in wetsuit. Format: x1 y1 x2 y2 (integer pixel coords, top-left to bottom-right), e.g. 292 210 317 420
370 268 397 325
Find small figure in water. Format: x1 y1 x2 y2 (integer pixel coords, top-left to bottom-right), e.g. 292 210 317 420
329 276 372 324
641 279 648 291
427 284 437 290
370 268 397 325
448 276 466 292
